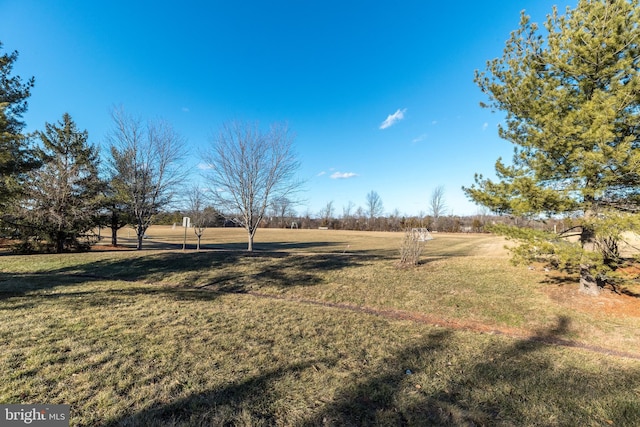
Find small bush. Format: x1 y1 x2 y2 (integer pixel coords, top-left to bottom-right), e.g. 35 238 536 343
399 229 423 266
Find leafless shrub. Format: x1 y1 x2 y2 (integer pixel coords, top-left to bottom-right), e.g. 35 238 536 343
399 229 423 266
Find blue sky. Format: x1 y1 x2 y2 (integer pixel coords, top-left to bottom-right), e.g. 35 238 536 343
2 0 576 216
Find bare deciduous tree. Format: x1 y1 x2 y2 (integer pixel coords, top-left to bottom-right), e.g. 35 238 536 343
366 190 384 230
319 200 334 227
186 185 210 251
342 201 355 220
429 185 447 230
106 107 186 250
340 201 355 230
270 195 295 228
202 121 301 251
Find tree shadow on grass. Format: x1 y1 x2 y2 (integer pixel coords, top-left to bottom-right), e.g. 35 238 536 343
104 358 338 427
301 316 640 426
107 238 348 253
542 274 640 299
300 329 456 426
90 317 640 426
541 275 578 286
620 287 640 298
0 249 386 301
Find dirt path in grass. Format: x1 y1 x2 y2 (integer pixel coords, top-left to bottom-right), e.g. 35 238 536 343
23 265 640 360
243 290 640 361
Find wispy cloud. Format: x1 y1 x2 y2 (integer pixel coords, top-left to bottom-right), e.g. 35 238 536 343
317 171 326 177
379 108 407 130
412 134 427 143
482 122 489 131
197 162 213 170
181 107 190 113
330 171 358 179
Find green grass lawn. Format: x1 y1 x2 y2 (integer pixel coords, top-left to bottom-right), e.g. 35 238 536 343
1 227 639 426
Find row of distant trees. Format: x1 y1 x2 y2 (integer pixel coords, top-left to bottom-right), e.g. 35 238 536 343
261 211 485 233
2 41 458 255
159 207 487 233
329 187 446 228
158 203 578 235
261 186 453 231
154 184 473 233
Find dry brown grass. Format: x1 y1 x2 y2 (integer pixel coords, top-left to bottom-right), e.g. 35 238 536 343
1 227 639 425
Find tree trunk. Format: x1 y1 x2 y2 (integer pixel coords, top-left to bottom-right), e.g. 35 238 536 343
136 226 144 250
136 221 148 250
110 212 119 246
247 231 253 251
579 265 601 295
110 226 118 246
579 213 601 295
55 236 64 253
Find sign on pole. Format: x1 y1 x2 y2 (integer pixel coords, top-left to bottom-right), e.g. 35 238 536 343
182 217 190 250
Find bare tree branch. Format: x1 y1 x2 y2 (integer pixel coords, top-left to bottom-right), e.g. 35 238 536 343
106 107 186 250
202 121 301 251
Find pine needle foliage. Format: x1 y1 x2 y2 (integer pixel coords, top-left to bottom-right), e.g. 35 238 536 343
15 113 103 252
465 0 640 294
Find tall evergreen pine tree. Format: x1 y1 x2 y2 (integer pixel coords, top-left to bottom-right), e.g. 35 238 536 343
20 113 104 252
465 0 640 294
0 42 38 210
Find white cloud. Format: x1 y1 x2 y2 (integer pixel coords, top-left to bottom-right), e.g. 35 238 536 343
482 122 489 131
317 171 327 177
379 108 407 130
412 134 427 143
197 162 214 170
330 171 358 179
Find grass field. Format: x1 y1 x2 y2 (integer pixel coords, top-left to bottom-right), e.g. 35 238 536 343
1 227 639 426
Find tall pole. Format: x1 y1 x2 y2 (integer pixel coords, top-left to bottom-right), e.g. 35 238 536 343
183 225 187 250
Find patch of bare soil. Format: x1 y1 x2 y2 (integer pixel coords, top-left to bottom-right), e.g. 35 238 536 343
543 283 640 318
537 263 640 318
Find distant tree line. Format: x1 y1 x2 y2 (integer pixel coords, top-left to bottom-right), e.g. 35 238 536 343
3 41 485 253
156 203 575 237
